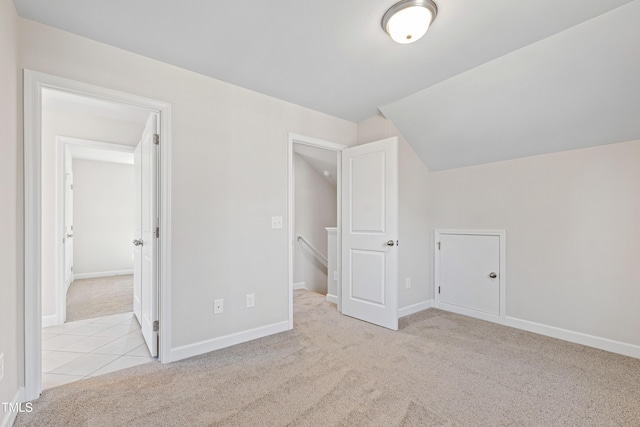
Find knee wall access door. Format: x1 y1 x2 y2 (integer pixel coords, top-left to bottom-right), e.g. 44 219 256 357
435 230 506 324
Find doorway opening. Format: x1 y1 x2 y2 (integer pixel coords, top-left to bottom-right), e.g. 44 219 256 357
287 134 346 327
24 70 172 401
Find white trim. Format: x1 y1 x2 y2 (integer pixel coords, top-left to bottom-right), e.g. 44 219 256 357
292 282 307 291
287 133 347 330
23 70 173 400
397 300 434 318
434 229 507 325
41 315 58 328
505 316 640 359
326 294 338 304
0 387 25 427
169 321 289 362
73 270 134 280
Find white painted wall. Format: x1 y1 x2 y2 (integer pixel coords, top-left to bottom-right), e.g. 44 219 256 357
357 115 432 311
72 159 135 277
0 0 20 420
293 153 337 294
41 108 144 319
18 18 357 353
430 140 640 346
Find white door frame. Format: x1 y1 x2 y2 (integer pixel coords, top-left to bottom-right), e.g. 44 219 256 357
434 229 507 324
287 133 346 329
23 70 173 401
55 136 136 326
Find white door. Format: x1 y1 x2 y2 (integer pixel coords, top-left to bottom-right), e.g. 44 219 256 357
133 143 142 324
64 172 74 294
341 137 398 330
437 233 501 318
135 113 159 357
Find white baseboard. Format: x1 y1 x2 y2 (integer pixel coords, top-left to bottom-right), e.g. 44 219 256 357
41 314 58 328
168 321 290 363
292 282 307 291
73 270 134 280
398 300 434 318
505 316 640 359
1 387 25 427
435 301 503 325
326 294 338 304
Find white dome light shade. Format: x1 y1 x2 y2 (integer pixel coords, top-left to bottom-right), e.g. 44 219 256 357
382 0 438 44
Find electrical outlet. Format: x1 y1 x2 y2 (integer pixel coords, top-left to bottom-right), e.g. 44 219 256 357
406 278 411 289
333 271 338 281
246 293 255 308
214 299 224 315
271 216 283 229
0 353 4 382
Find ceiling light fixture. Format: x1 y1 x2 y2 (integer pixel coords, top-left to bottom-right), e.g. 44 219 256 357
382 0 438 44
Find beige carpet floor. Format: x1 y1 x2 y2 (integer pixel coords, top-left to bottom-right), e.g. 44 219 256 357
18 290 640 426
66 275 134 322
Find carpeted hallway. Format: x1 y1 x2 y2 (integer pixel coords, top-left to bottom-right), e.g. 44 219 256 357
66 275 134 322
17 290 640 426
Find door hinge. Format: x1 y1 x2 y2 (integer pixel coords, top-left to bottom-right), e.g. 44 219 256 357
437 241 441 250
153 320 159 332
153 134 160 145
71 266 74 272
154 227 160 238
438 286 440 294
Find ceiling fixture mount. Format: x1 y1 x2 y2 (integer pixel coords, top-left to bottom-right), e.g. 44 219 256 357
382 0 438 44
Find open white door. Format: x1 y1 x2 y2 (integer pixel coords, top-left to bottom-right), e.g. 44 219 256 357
135 113 159 357
133 143 142 324
341 137 398 330
63 172 74 302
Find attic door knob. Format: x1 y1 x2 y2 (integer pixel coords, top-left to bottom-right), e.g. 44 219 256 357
489 272 497 279
133 239 144 247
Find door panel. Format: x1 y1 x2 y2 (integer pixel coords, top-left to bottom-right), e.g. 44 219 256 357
342 137 398 330
133 143 142 324
439 233 500 316
64 172 74 297
139 114 159 357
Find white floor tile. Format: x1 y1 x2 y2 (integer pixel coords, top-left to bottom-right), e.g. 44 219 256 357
92 312 135 324
42 351 85 373
42 373 85 390
42 334 85 351
51 353 120 376
42 333 59 342
43 322 87 334
63 322 115 336
88 356 154 377
92 337 144 355
126 344 152 357
61 335 118 353
94 323 140 338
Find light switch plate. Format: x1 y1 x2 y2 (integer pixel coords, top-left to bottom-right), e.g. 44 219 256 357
271 216 283 229
246 293 255 308
406 278 411 289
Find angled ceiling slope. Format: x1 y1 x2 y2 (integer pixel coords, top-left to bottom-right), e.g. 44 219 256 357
13 0 632 124
380 1 640 171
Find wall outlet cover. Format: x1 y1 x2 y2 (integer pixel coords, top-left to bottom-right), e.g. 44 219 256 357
214 299 224 315
271 216 283 229
246 293 255 308
406 278 411 289
0 353 4 382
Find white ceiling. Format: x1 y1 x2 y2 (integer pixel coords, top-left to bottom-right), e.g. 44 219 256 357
18 0 639 170
294 144 338 187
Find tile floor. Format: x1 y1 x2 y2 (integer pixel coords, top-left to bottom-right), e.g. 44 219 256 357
42 312 155 390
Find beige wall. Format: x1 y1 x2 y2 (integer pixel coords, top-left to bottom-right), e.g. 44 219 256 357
293 154 337 294
73 160 135 276
40 107 144 319
0 0 20 417
19 17 357 351
430 140 640 345
357 115 432 310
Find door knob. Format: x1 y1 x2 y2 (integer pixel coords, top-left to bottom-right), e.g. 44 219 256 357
489 272 497 279
386 240 395 247
66 233 73 238
133 239 144 247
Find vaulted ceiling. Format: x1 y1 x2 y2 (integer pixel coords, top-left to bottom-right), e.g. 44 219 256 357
15 0 640 170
